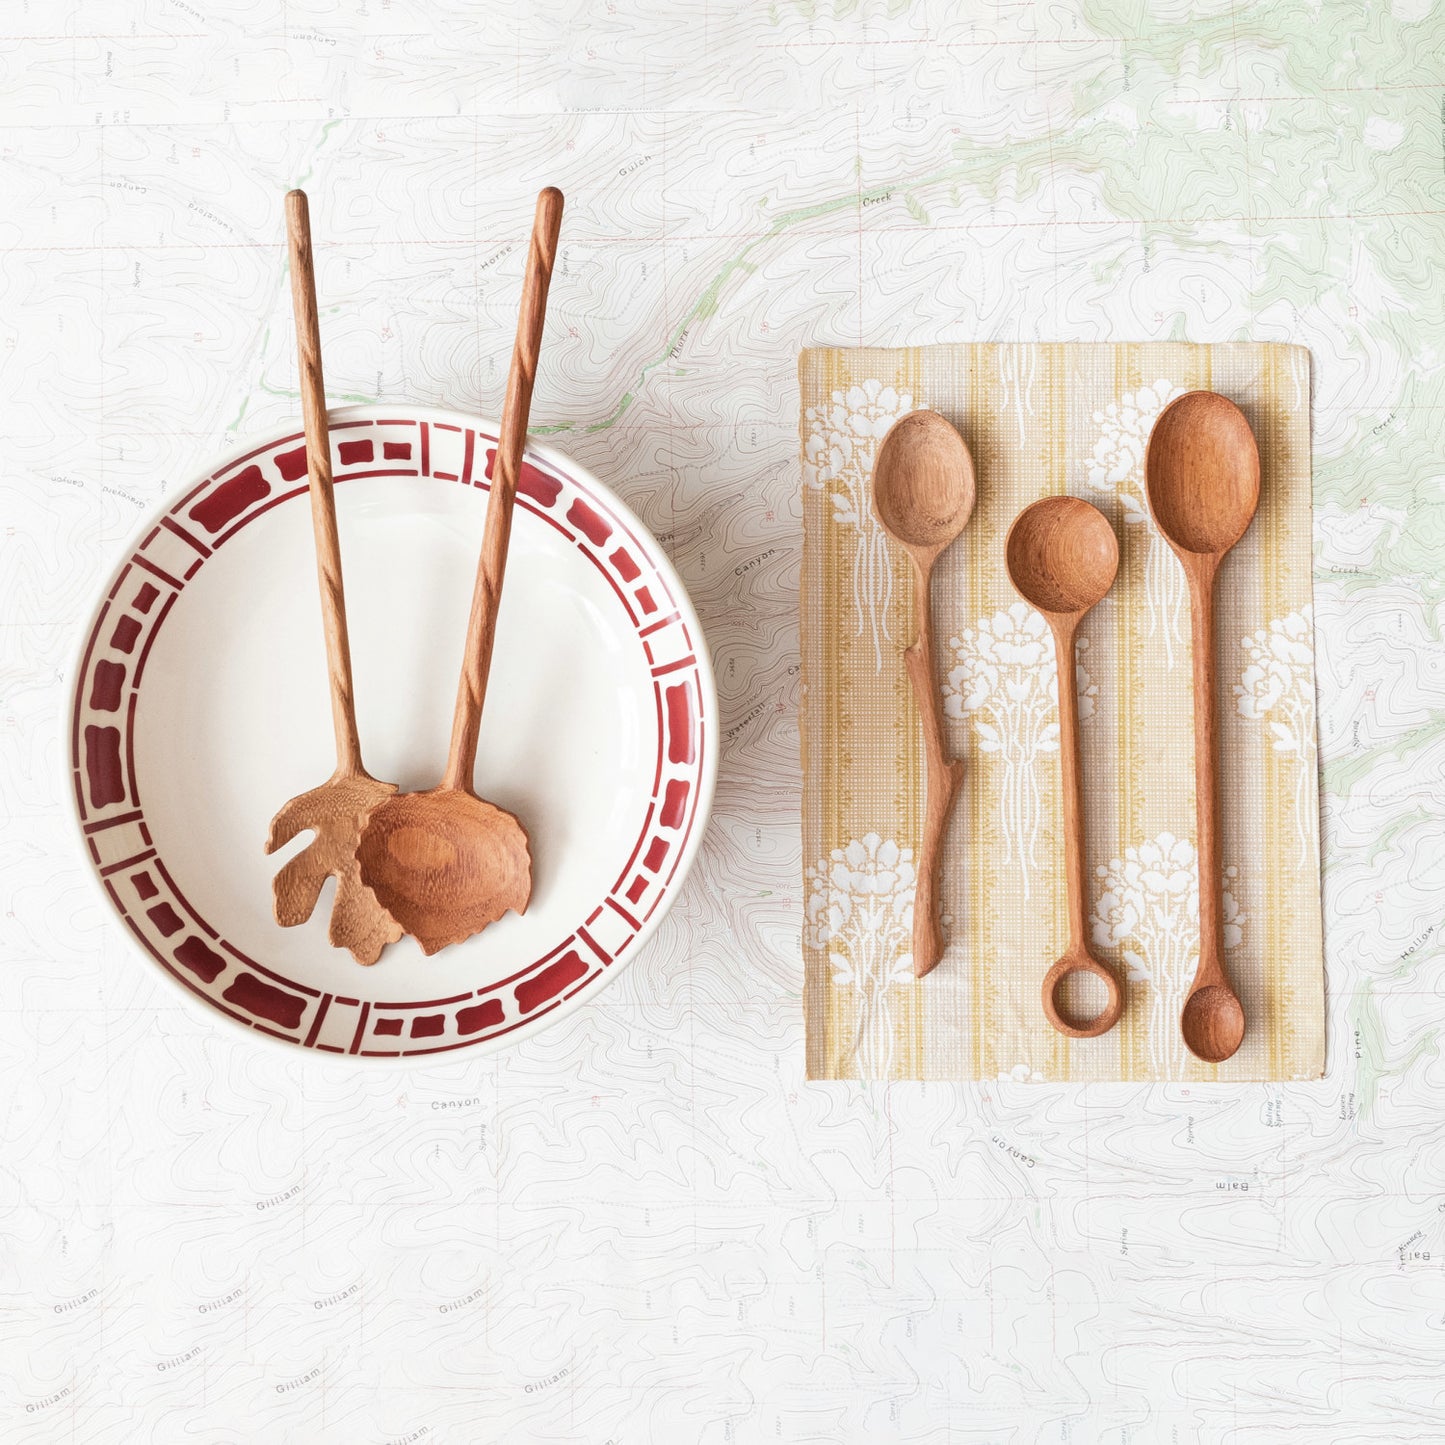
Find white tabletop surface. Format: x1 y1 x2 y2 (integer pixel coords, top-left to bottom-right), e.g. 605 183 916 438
2 2 1441 1440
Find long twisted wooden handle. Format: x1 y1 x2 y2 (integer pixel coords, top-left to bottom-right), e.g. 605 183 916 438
285 189 364 777
443 187 564 792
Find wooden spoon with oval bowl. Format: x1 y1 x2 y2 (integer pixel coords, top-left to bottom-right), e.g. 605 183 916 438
355 188 563 955
1145 391 1260 1064
1006 496 1123 1038
871 411 976 978
265 189 403 965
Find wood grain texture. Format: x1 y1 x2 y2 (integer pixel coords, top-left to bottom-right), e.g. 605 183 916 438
266 773 402 964
444 185 565 792
265 189 403 966
354 789 531 956
356 187 563 954
1006 496 1123 1038
871 410 975 977
902 620 963 979
1145 390 1260 1063
286 189 362 777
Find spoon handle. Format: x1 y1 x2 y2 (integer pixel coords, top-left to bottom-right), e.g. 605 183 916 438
1049 618 1090 956
1037 617 1123 1039
904 559 963 978
1185 556 1228 992
285 189 364 779
443 187 564 793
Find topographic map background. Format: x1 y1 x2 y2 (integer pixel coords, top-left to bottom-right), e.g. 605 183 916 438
2 1 1443 1440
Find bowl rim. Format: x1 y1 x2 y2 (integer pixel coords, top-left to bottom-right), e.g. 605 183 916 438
64 402 718 1067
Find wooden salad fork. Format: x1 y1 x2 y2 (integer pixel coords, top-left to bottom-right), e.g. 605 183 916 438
264 189 403 965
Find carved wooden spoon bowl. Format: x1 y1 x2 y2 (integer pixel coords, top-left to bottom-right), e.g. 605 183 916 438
356 789 529 956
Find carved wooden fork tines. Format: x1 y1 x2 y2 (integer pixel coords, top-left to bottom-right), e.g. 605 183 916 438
264 188 402 966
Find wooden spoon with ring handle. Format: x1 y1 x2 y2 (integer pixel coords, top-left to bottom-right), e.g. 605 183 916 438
1006 496 1124 1038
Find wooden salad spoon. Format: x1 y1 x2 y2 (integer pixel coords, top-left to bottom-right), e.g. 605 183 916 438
1006 496 1123 1038
356 187 563 955
871 410 976 978
265 189 403 966
1145 390 1260 1064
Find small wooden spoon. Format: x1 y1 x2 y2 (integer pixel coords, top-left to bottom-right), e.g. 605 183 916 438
1145 390 1260 1064
355 187 563 955
1006 496 1123 1038
265 189 403 966
871 410 976 978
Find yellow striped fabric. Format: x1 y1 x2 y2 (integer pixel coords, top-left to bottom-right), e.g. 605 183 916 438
800 343 1322 1082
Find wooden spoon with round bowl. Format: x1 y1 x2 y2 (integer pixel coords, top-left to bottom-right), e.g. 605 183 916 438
264 189 403 966
1005 496 1123 1038
871 410 976 978
355 187 563 955
1145 390 1260 1064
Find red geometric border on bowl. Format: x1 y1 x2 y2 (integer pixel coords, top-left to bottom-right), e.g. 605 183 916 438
70 416 708 1056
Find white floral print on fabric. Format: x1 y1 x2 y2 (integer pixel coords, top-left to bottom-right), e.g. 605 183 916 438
803 379 915 671
998 1063 1046 1084
1235 606 1316 866
1091 832 1245 1076
944 603 1097 900
804 833 915 1081
1083 379 1187 668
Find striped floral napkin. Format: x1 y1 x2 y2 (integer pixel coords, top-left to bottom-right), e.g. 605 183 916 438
800 343 1322 1082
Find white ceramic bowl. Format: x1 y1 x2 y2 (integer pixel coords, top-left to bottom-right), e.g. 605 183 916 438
68 405 716 1059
